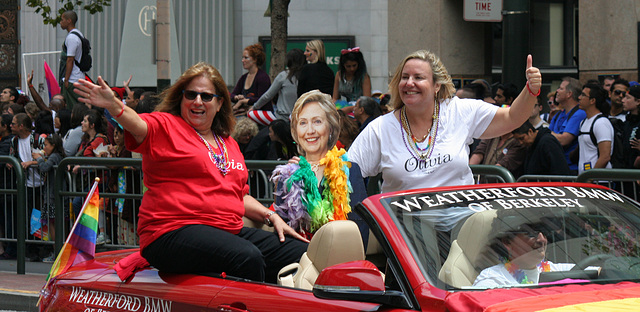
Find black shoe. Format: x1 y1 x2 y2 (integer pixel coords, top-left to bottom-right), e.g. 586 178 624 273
0 252 16 260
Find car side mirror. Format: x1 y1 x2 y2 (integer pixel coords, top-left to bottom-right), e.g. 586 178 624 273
313 260 410 308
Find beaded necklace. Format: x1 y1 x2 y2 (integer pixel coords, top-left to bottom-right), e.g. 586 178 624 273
400 103 440 161
194 129 229 176
503 259 551 284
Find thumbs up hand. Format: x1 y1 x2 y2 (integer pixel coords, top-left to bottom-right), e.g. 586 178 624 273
525 54 541 96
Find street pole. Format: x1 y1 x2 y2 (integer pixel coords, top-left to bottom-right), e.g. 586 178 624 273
502 0 530 88
156 0 170 92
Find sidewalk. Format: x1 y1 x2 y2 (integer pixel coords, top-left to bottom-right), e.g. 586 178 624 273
0 260 51 312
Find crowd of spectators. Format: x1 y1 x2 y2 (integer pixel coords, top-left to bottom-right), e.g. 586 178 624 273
0 76 157 261
2 35 640 264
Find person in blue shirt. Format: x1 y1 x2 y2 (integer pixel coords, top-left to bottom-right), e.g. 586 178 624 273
549 77 586 174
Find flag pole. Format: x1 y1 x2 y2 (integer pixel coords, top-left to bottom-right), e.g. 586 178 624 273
60 178 100 248
37 177 100 307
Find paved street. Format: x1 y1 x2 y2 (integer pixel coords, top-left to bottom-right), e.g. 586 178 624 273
0 260 51 312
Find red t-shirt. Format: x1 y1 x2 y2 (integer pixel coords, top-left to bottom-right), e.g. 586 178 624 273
125 112 249 250
79 134 108 157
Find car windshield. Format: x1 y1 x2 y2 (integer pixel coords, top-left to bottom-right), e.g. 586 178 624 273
380 184 640 290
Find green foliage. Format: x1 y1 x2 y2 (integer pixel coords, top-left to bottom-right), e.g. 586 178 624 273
26 0 111 26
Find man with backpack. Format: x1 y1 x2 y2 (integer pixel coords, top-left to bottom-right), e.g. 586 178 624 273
550 77 586 174
59 10 91 110
576 83 614 174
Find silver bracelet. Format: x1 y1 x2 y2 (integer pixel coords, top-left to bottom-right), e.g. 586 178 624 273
264 211 276 226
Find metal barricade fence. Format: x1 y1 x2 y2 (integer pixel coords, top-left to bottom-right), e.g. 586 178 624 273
53 158 287 254
517 175 578 183
470 165 516 184
55 157 144 254
3 156 636 275
0 156 26 274
576 169 640 202
518 169 640 202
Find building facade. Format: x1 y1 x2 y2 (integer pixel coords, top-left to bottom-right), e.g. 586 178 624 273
12 0 640 104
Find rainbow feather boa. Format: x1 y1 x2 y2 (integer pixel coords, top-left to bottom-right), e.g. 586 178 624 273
271 147 352 232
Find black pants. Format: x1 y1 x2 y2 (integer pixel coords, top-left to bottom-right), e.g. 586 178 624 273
142 224 308 283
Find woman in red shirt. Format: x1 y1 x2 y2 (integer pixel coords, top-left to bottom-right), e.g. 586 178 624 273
71 109 111 244
74 63 308 283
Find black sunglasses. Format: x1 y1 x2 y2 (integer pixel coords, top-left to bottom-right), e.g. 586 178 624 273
182 90 220 102
509 230 543 239
613 90 627 97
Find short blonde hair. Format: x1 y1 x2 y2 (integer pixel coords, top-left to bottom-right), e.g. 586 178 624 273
306 39 326 64
389 50 456 110
232 117 259 140
290 90 340 156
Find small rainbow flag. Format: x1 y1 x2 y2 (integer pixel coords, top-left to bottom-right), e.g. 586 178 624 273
38 179 100 307
43 60 60 101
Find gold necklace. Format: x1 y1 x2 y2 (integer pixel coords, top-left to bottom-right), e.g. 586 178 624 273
400 104 440 160
310 163 319 173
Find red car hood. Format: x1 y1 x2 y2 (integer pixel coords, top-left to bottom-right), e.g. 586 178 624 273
445 282 640 312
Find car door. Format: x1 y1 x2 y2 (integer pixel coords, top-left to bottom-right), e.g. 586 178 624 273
110 269 233 312
209 280 382 312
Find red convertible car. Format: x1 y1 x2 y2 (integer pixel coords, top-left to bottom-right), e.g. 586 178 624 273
40 182 640 311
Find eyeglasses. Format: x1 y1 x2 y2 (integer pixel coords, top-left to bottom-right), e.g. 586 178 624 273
510 230 543 239
182 90 220 102
613 90 627 97
547 100 555 106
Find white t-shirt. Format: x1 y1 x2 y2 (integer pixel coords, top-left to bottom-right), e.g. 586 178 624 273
473 262 575 287
611 112 627 122
64 30 85 83
578 114 613 174
18 136 42 188
349 97 498 193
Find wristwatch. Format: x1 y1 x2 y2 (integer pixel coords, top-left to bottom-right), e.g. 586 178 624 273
264 211 276 226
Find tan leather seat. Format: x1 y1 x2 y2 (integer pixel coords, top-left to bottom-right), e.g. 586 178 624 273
438 209 500 288
242 216 273 232
277 220 365 290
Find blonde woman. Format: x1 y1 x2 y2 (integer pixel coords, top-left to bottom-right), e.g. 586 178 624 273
349 51 541 192
297 40 334 97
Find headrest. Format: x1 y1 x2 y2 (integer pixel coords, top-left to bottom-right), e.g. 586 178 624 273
307 220 365 271
456 209 498 267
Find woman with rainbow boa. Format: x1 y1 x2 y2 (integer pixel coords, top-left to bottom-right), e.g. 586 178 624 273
271 90 369 246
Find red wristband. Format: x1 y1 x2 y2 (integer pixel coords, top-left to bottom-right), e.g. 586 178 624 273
526 81 541 97
114 102 125 118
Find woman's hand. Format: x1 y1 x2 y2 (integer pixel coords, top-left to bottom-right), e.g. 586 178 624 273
525 54 542 96
482 55 542 139
107 144 118 157
74 76 120 111
631 138 640 151
233 94 245 102
243 195 309 243
31 152 42 159
237 98 250 107
27 70 34 86
288 156 300 165
123 75 132 89
123 75 133 99
271 214 310 243
21 161 36 169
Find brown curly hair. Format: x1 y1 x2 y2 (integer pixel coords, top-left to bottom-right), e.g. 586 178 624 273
154 62 235 136
244 43 266 67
